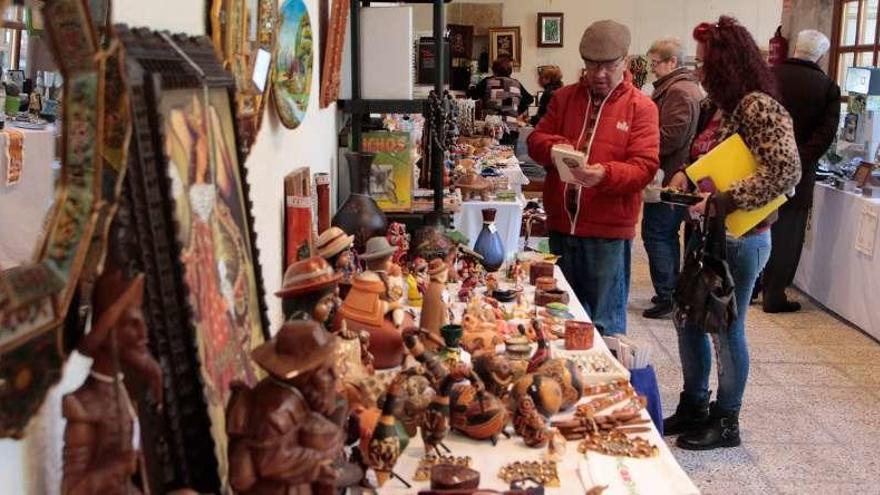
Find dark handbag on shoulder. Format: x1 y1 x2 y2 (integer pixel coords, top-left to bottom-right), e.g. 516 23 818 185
673 196 737 334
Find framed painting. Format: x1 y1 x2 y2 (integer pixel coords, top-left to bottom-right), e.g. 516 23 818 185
117 26 269 493
273 0 314 129
537 12 564 48
208 0 277 154
488 26 521 68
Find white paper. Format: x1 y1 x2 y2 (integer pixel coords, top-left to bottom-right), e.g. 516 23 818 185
551 146 587 185
855 205 879 257
252 49 272 93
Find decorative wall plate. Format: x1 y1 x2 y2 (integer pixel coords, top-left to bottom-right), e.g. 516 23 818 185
273 0 313 129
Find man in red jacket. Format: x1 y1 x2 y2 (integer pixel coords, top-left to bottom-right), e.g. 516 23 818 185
528 20 660 334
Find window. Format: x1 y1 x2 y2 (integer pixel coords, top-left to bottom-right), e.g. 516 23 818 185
832 0 880 90
0 5 28 74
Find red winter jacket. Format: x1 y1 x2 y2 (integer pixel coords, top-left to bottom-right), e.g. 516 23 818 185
528 73 660 239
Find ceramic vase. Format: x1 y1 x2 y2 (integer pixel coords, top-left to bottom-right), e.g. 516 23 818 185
333 151 388 252
473 208 505 273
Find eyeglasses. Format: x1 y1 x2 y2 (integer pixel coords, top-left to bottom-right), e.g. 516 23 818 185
649 57 671 68
583 57 624 73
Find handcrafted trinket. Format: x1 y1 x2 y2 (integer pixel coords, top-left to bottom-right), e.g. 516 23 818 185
438 324 468 368
406 273 423 307
332 151 388 252
564 320 595 350
529 261 555 285
513 396 549 448
492 288 519 303
317 226 357 296
386 222 411 266
544 428 567 462
431 464 481 490
486 272 499 294
505 326 533 377
284 167 314 267
497 460 560 488
577 430 659 459
62 271 162 495
455 160 493 201
341 271 414 369
413 454 472 482
227 320 349 494
367 373 411 487
535 358 585 410
461 313 504 356
473 208 506 273
473 353 521 399
534 276 570 307
507 259 525 288
315 172 331 232
448 366 509 444
419 258 451 347
527 322 551 373
513 373 564 417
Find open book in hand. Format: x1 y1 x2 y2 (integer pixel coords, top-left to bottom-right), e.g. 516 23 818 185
551 145 588 185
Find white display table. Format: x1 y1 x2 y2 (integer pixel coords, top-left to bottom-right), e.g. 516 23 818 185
387 267 699 494
795 182 880 341
453 193 525 261
0 125 57 268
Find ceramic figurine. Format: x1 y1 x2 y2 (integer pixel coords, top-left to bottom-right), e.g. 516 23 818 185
361 236 407 326
332 152 388 252
62 271 162 495
419 259 450 348
341 270 413 369
405 273 422 307
527 322 551 373
454 161 492 201
513 396 549 448
512 291 531 319
505 326 533 377
460 312 503 357
486 272 499 295
545 428 567 462
226 320 348 494
422 370 457 456
412 256 429 293
386 222 410 266
448 367 509 444
512 373 564 418
508 259 525 290
317 226 358 297
473 208 505 273
473 353 520 399
277 256 373 380
438 324 469 369
535 358 586 411
367 373 408 487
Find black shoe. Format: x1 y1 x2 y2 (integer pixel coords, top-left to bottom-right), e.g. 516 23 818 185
676 403 740 450
662 393 710 437
642 300 674 319
763 301 802 313
651 295 662 304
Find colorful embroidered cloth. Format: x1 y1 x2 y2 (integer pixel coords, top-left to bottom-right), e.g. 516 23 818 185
4 128 24 186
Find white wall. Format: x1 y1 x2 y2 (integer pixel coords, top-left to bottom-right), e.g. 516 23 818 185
0 1 339 493
414 0 783 90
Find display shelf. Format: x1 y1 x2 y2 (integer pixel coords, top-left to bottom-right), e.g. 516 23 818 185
337 98 427 114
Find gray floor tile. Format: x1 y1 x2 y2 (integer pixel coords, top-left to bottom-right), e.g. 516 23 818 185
760 362 860 387
747 443 878 483
772 481 880 495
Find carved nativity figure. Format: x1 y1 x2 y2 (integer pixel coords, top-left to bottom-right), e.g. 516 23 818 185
316 226 358 298
62 270 163 495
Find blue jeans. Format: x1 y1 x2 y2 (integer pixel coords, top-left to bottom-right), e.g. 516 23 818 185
549 232 631 335
641 202 686 301
676 230 771 411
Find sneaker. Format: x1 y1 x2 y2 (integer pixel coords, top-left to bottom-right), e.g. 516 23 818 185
642 300 674 319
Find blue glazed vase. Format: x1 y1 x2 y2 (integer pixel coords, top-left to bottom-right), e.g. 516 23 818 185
473 208 505 272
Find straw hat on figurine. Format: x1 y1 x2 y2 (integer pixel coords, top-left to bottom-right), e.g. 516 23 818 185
316 227 354 259
427 258 447 277
276 256 342 298
359 236 398 262
252 319 338 379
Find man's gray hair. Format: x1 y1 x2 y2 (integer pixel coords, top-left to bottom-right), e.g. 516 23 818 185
794 29 831 63
648 37 685 67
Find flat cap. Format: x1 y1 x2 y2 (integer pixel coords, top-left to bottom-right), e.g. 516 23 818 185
580 20 631 62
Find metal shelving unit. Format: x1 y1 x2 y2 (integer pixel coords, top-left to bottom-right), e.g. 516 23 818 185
339 0 451 218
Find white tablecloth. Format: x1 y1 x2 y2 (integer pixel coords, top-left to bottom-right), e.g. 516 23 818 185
795 182 880 341
386 266 699 494
453 193 525 261
0 125 56 268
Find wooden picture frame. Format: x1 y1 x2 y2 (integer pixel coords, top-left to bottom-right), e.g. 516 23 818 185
319 0 349 108
0 0 105 439
537 12 564 48
116 26 269 493
488 26 522 68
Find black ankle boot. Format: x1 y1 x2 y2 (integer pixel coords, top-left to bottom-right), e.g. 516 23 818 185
662 393 709 437
676 403 740 450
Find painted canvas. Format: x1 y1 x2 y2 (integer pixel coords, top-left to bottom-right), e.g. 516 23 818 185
362 131 413 212
160 87 264 481
537 13 564 48
488 27 521 68
273 0 313 129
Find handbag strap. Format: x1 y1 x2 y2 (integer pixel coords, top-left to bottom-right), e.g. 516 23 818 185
703 195 729 259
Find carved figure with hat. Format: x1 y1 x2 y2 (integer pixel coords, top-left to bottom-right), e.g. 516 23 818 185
62 269 163 495
360 236 406 327
418 258 451 348
226 319 357 494
316 227 357 296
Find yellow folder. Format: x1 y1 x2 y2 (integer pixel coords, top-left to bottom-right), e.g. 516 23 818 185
686 134 787 238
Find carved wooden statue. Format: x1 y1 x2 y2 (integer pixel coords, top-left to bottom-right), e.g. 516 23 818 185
418 258 450 348
62 270 163 495
226 319 349 494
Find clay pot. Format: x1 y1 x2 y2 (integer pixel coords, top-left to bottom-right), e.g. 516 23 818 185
513 373 564 417
473 208 505 273
333 152 388 252
564 321 594 351
450 384 508 442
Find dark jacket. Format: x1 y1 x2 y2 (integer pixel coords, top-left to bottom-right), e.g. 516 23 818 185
469 76 535 116
652 67 703 182
773 58 841 208
530 81 563 126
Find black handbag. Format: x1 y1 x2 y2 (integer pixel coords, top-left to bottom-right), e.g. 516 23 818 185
673 196 737 334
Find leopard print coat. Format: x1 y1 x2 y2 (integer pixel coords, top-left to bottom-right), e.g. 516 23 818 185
715 91 802 211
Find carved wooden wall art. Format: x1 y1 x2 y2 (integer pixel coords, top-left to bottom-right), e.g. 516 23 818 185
319 0 349 108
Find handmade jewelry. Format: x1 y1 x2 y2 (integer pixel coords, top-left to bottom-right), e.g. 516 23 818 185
577 430 658 459
498 460 560 487
413 454 472 482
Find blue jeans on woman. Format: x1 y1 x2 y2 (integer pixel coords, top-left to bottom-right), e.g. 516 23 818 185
641 202 686 302
676 230 771 411
549 232 631 335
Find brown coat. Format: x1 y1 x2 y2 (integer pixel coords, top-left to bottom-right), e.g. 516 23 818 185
652 68 703 182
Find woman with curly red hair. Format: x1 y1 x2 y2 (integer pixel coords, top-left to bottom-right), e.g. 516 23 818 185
664 16 801 450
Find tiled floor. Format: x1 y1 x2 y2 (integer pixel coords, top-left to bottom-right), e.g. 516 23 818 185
625 241 880 494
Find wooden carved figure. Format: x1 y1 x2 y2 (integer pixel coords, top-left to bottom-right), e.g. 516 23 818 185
514 396 549 448
317 227 357 297
419 258 450 347
62 270 163 495
226 320 349 494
